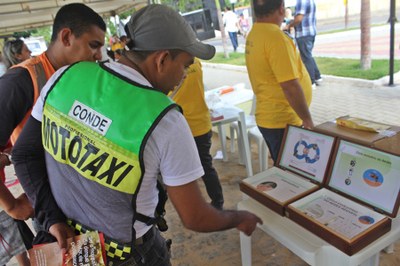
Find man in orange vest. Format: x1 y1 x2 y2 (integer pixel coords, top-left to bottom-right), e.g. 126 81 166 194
0 3 105 265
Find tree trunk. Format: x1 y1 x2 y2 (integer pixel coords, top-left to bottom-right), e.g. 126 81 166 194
360 0 371 70
215 0 230 58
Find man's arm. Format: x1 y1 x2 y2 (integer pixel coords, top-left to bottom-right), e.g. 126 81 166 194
12 116 67 230
0 182 33 220
286 14 304 30
0 68 34 146
167 181 262 236
280 79 314 129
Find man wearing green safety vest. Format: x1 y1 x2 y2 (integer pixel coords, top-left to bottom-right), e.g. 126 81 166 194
13 4 262 266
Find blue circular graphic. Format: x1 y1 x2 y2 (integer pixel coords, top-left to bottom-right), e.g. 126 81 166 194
358 215 375 225
363 169 384 187
293 141 320 164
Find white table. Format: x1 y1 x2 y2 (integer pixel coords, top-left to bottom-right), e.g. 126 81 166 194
205 83 254 108
211 106 253 177
238 198 399 266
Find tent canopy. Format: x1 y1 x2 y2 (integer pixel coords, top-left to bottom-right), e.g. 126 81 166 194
0 0 147 36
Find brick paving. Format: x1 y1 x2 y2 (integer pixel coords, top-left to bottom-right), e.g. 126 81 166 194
314 24 400 59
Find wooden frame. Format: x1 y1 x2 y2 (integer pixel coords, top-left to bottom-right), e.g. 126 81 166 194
287 189 392 255
240 125 336 215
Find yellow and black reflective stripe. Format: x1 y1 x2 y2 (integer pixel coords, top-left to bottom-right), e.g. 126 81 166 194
67 219 132 260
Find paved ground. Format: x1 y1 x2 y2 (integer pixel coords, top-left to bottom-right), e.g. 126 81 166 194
314 23 400 59
207 23 400 61
205 9 400 60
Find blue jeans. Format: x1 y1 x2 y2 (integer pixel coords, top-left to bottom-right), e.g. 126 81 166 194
107 227 171 266
296 35 321 84
257 127 285 165
194 130 224 209
228 31 238 51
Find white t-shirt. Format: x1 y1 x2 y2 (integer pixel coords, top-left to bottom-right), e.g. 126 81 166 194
32 61 204 241
223 11 239 33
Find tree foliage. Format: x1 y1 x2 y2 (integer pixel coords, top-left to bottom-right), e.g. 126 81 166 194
158 0 250 12
160 0 202 12
30 26 52 44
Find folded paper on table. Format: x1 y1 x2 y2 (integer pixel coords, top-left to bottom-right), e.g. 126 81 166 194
210 109 224 121
336 116 393 134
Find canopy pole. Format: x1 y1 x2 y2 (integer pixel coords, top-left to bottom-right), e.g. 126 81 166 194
389 0 396 86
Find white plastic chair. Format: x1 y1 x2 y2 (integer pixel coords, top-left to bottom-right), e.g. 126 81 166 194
229 95 269 172
248 127 269 172
229 94 257 155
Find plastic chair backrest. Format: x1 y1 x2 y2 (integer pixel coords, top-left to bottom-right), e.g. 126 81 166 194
250 94 256 116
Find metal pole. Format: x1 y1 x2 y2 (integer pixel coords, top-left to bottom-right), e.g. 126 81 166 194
345 0 349 29
389 0 396 86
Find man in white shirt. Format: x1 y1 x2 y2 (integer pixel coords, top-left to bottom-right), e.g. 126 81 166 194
13 4 262 265
223 6 240 52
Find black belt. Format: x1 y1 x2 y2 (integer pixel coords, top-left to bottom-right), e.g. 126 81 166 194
135 226 154 245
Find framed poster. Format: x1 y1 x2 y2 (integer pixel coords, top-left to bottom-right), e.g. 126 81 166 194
279 126 336 184
328 140 400 217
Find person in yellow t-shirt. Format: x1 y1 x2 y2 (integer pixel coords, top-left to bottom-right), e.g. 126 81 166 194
111 35 128 52
170 58 224 209
245 0 314 164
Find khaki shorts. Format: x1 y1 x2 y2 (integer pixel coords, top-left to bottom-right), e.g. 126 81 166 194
0 211 26 265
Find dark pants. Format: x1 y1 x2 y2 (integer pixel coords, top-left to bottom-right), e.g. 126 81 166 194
258 127 285 165
296 35 321 84
107 227 170 266
194 131 224 209
228 31 238 51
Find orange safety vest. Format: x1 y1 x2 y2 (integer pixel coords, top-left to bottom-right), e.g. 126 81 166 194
10 53 55 144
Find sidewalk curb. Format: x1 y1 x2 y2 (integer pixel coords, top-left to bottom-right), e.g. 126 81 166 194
202 62 400 89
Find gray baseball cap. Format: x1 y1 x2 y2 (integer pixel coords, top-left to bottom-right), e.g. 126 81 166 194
125 4 215 60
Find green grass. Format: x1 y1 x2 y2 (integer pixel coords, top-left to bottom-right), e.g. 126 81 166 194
315 57 400 80
206 52 400 80
207 52 246 66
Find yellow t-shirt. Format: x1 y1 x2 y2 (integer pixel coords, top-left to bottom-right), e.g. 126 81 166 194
111 42 124 52
170 59 211 137
245 23 312 128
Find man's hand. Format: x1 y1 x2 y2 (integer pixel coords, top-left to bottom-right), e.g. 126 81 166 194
49 223 75 251
302 119 314 130
0 153 11 168
235 211 263 236
7 193 34 220
167 181 263 234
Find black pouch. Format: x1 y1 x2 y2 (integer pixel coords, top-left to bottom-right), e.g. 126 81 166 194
15 220 34 249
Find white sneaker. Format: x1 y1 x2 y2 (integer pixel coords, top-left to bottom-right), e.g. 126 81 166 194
315 78 323 86
312 83 317 90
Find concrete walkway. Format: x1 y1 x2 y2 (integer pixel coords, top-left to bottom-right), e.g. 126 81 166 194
202 63 400 126
206 23 400 60
314 23 400 59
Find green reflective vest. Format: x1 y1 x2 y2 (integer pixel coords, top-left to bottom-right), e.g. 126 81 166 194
42 61 177 195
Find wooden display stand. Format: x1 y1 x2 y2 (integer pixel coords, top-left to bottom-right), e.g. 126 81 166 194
287 189 391 255
240 125 336 216
241 125 400 255
315 116 400 155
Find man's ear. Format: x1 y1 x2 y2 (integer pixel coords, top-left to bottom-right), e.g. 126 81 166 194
59 28 73 47
155 50 169 73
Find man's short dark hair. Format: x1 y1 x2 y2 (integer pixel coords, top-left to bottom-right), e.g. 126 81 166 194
253 0 283 18
50 3 106 42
